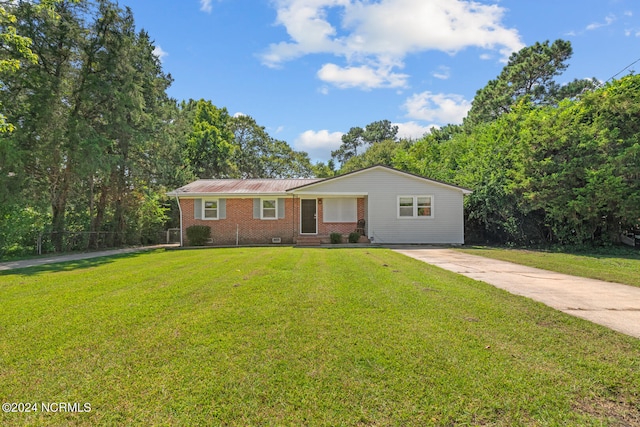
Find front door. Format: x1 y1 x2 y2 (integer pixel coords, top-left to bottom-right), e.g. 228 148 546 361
301 199 317 234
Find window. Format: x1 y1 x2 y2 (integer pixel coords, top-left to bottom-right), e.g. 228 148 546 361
203 199 218 219
323 198 357 223
261 199 277 219
417 196 432 217
399 197 414 217
398 196 432 218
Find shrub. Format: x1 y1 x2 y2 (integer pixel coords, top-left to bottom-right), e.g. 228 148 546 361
330 232 342 244
186 225 211 246
348 232 361 243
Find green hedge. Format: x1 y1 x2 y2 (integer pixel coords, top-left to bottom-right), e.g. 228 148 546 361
186 225 211 246
330 232 342 244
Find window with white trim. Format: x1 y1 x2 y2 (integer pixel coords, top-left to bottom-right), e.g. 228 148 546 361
203 199 218 219
261 198 277 219
398 195 432 218
323 198 357 223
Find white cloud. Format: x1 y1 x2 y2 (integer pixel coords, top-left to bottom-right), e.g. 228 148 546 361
295 129 343 149
262 0 524 89
262 0 349 66
432 65 450 80
341 0 522 57
394 121 435 140
317 63 408 89
200 0 213 13
153 45 168 62
294 129 344 161
403 91 471 125
586 14 616 31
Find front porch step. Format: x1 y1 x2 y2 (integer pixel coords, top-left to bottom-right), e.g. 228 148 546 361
295 236 322 246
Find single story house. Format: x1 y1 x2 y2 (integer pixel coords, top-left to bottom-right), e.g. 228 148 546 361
167 165 472 246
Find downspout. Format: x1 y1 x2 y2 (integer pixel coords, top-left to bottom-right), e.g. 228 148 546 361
175 195 183 247
293 194 297 244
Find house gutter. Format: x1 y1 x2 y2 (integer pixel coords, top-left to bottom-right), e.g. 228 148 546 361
175 195 183 247
293 194 297 244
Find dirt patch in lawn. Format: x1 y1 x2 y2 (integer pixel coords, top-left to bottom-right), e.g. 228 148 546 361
575 396 640 426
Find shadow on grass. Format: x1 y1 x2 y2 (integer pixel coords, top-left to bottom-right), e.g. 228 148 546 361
0 250 158 277
567 247 640 262
464 244 640 261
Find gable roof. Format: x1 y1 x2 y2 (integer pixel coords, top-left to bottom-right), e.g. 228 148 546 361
167 166 472 197
287 165 472 194
167 178 322 196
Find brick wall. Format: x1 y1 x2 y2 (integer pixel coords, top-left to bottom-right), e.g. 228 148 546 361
317 197 365 240
180 196 366 246
181 198 296 245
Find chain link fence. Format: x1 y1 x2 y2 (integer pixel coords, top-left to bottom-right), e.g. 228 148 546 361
34 229 181 255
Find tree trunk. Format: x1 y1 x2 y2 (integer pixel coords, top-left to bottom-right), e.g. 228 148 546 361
89 181 109 249
50 193 67 252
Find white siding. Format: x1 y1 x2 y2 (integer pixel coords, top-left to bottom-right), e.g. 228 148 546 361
299 168 465 244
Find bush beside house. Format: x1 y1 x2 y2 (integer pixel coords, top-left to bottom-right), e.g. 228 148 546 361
186 225 211 246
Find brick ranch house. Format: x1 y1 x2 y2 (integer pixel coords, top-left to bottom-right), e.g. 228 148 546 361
167 165 472 246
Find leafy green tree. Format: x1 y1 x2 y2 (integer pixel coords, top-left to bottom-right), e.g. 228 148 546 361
311 159 336 178
341 139 411 173
465 40 596 126
400 75 640 245
82 3 176 246
547 77 600 104
0 0 320 256
226 113 313 178
4 0 88 251
230 114 269 178
1 0 176 252
331 126 364 166
332 120 400 166
362 119 398 143
522 75 640 244
0 0 74 132
261 139 314 178
0 2 40 132
182 99 235 178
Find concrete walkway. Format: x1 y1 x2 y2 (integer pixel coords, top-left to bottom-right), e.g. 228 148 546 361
0 244 175 272
393 247 640 339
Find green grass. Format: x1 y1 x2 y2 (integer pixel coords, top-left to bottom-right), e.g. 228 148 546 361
457 246 640 288
1 248 639 426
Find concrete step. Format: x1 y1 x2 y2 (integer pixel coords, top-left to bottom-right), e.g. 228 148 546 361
295 236 322 246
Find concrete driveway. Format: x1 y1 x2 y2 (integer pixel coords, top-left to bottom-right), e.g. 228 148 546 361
393 247 640 339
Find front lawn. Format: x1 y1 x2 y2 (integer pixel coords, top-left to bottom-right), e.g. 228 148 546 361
1 248 638 426
457 246 640 288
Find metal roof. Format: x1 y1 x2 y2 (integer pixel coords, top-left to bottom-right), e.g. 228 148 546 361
168 178 323 196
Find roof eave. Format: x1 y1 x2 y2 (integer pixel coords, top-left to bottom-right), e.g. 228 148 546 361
168 191 291 198
287 165 473 194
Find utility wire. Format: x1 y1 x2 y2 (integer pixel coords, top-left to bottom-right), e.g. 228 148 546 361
604 56 640 84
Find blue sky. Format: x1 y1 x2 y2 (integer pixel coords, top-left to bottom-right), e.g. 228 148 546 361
120 0 640 162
